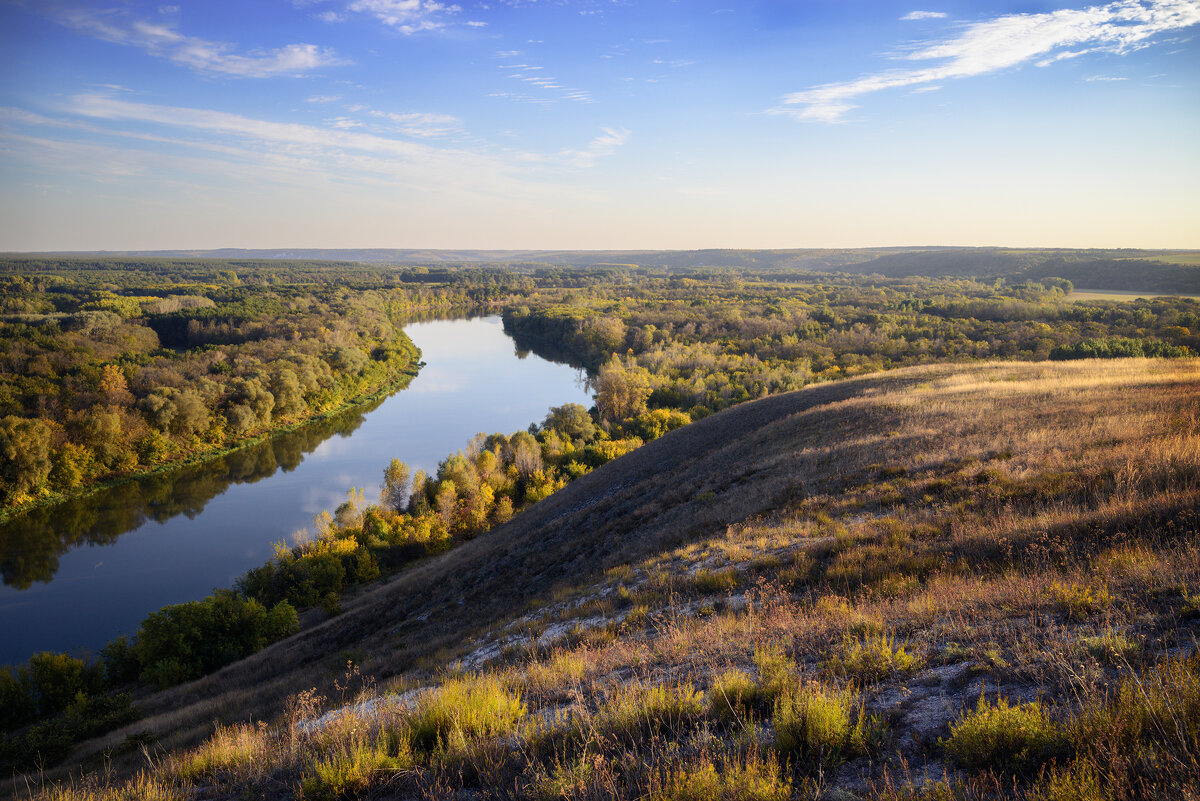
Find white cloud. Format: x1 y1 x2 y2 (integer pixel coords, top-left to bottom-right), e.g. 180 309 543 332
54 8 346 77
52 94 520 196
306 95 342 103
561 127 629 167
776 0 1200 122
902 11 948 21
369 110 463 137
498 62 592 103
347 0 461 33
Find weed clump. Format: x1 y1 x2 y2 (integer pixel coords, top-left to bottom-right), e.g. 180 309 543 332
772 681 874 769
944 696 1066 775
408 675 526 752
652 752 791 801
824 631 921 683
709 668 762 724
1049 581 1113 621
591 682 706 743
301 736 411 801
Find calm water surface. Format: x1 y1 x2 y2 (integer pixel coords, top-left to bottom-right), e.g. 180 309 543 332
0 317 591 665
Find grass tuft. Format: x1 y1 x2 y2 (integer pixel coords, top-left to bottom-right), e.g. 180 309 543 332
943 696 1066 776
772 680 874 769
408 674 526 753
824 631 921 683
651 752 791 801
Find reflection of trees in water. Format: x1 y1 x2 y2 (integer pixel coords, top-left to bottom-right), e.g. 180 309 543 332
0 399 381 589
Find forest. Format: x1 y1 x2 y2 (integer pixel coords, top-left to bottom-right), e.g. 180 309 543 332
0 259 496 514
0 255 1197 778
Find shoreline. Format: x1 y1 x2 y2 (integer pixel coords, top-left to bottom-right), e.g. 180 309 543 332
0 361 422 527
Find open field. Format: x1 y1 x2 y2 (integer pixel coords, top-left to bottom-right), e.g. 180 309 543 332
21 357 1200 800
1070 288 1200 302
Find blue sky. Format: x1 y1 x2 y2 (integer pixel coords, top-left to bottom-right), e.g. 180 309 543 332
0 0 1197 250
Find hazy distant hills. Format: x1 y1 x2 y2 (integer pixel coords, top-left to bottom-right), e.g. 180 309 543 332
8 246 1200 292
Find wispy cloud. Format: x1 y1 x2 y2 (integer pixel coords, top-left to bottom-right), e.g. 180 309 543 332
561 127 629 167
498 61 592 104
901 11 948 21
54 7 346 77
48 94 517 196
10 94 616 202
776 0 1200 123
347 0 461 33
368 110 463 137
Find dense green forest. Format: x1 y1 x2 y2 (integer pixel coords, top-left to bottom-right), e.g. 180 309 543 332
0 259 531 513
1 256 1198 778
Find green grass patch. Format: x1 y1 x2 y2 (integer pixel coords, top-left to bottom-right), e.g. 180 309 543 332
408 675 526 753
772 681 875 770
824 631 922 683
944 696 1066 776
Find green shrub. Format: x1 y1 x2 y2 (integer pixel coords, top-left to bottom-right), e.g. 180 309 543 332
753 646 797 704
0 692 139 773
692 568 739 594
1079 631 1139 664
302 736 411 801
709 668 762 724
591 682 706 742
652 752 791 801
1028 759 1112 801
824 631 921 683
408 675 526 753
944 696 1066 775
772 681 874 769
134 590 298 688
1050 581 1113 622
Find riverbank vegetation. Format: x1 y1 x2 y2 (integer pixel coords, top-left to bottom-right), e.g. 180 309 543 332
0 260 454 516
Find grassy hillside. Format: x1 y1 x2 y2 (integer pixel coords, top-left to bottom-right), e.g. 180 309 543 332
23 358 1200 800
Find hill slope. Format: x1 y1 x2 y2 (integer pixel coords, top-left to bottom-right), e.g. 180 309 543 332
40 358 1200 800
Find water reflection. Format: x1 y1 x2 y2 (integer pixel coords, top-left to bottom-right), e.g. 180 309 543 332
0 316 594 664
0 400 382 590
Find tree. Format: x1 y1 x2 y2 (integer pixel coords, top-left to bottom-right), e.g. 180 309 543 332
380 458 410 512
543 403 596 441
98 364 133 406
0 416 53 502
271 367 306 419
594 360 652 422
511 432 543 479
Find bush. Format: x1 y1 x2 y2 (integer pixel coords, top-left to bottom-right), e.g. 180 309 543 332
824 631 921 683
1049 581 1112 622
692 568 739 594
652 752 791 801
772 681 874 769
591 682 706 743
944 696 1066 775
302 736 411 801
709 668 761 724
408 675 526 752
0 692 139 773
134 591 298 688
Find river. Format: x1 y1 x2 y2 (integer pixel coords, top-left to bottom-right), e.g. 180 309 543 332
0 317 591 665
